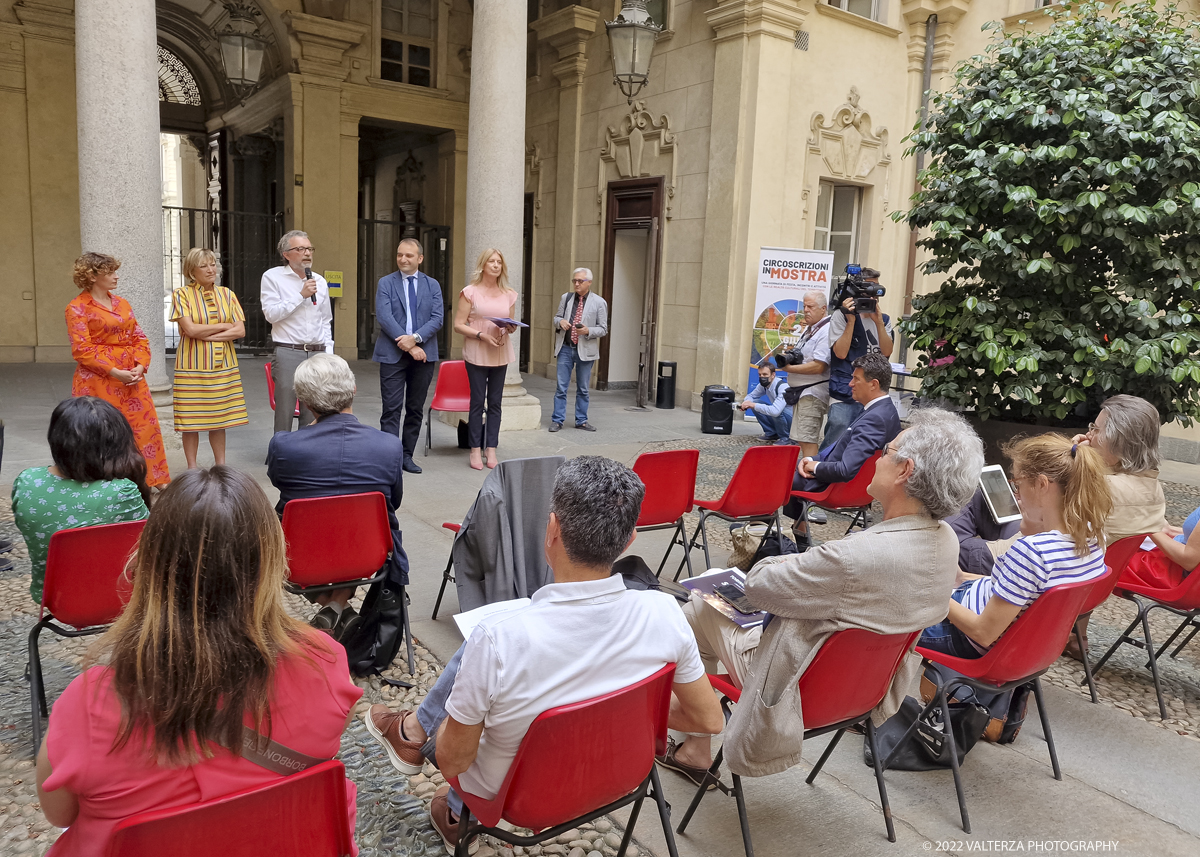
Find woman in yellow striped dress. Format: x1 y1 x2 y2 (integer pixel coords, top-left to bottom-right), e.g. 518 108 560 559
171 248 249 468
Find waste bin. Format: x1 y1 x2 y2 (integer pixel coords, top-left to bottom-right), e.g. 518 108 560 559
701 385 735 434
655 361 677 409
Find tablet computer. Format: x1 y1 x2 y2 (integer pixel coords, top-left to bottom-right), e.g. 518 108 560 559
979 464 1022 524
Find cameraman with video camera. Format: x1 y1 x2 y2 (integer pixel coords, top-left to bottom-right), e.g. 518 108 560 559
825 265 892 447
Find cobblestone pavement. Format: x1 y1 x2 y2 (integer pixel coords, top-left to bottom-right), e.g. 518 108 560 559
3 450 1200 855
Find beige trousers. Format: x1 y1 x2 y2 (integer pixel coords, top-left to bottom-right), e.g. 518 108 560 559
681 591 762 690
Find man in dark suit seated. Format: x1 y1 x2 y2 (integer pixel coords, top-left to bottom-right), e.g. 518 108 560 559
373 238 445 475
267 353 409 639
784 350 901 549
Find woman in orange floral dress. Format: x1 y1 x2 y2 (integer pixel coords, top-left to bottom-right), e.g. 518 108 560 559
65 253 171 487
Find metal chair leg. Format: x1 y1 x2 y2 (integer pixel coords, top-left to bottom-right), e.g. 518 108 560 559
699 510 713 571
678 518 695 580
1031 678 1061 779
805 729 845 784
676 517 706 580
28 621 45 755
400 585 415 676
1076 618 1100 704
730 773 754 857
648 765 682 857
938 690 971 834
1088 611 1142 677
616 782 645 857
1153 611 1196 661
1170 618 1200 658
431 554 454 620
865 719 897 843
425 408 431 456
1139 606 1169 719
454 801 475 857
677 745 723 834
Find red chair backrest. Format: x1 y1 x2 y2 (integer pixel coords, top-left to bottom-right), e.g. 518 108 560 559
263 363 300 417
798 628 920 730
934 577 1095 686
817 451 881 510
105 760 353 857
454 664 676 832
429 360 473 412
1082 535 1146 614
42 520 146 627
281 493 392 588
633 449 699 527
709 445 801 518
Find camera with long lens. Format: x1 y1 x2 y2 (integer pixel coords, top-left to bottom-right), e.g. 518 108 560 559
836 264 885 313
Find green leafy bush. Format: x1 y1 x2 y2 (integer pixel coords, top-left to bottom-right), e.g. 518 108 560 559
898 0 1200 425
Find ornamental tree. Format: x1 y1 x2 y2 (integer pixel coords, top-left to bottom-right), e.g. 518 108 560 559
899 0 1200 425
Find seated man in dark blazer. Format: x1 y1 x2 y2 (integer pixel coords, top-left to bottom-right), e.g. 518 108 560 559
373 238 445 475
267 353 409 638
784 350 901 549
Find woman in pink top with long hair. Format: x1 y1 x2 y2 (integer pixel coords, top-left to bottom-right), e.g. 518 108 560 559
452 248 519 470
36 466 362 857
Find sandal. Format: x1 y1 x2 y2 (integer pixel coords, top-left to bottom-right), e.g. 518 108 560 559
656 738 719 790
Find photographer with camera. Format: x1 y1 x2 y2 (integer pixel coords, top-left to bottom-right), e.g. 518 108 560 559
738 362 793 443
825 265 892 448
774 291 832 459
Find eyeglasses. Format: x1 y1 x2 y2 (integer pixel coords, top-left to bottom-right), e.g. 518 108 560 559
1086 422 1098 434
1009 475 1031 496
571 278 590 284
286 246 314 254
882 443 905 459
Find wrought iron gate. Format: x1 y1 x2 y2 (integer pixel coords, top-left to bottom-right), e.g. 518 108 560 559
162 207 284 351
357 220 452 359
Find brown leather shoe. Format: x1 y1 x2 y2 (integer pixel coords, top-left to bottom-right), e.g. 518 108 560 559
364 706 425 775
431 785 479 855
655 738 719 790
1063 631 1088 662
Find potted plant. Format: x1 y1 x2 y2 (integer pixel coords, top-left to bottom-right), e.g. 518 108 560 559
897 0 1200 454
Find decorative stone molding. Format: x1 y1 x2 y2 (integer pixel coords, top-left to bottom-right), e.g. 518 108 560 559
282 11 367 80
526 142 543 227
531 5 602 60
394 150 425 208
13 0 75 41
597 100 678 219
706 0 807 45
807 87 890 181
901 0 970 73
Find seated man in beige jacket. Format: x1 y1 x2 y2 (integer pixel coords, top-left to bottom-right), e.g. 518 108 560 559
658 409 985 782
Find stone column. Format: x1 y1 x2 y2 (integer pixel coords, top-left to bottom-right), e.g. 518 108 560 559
74 0 168 396
465 0 541 429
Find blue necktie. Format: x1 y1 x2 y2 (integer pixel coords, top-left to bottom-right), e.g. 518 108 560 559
406 276 417 335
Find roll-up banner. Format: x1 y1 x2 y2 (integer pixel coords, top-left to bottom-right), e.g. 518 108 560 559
748 246 835 393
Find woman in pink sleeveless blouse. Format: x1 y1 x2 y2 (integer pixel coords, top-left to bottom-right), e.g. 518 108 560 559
36 467 361 857
452 248 519 470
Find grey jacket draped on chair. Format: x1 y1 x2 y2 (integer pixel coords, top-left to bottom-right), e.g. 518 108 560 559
452 455 566 612
724 514 960 778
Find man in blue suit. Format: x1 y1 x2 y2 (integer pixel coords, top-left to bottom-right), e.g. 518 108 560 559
267 354 409 639
373 238 445 474
783 351 901 549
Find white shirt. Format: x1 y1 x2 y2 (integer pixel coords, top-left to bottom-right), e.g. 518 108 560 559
399 272 417 338
789 320 832 404
260 264 334 351
862 394 889 411
445 575 705 799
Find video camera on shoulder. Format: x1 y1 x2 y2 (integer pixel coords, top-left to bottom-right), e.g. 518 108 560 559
835 264 885 314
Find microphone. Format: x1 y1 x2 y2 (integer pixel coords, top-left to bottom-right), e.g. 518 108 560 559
304 267 316 304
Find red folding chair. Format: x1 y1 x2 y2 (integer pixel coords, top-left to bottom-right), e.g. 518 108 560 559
789 451 881 535
683 445 801 572
29 520 146 753
281 492 413 674
633 450 699 580
1090 545 1200 720
426 360 472 455
105 759 353 857
676 629 921 855
431 522 461 620
448 664 679 857
264 362 301 425
892 578 1095 833
1074 535 1146 703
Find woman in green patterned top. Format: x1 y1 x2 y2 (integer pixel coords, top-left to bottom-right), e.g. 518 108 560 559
12 397 150 602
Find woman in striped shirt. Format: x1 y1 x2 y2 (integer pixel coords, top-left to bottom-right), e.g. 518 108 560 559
920 434 1113 659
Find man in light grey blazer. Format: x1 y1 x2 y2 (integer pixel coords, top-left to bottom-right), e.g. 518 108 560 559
550 268 608 432
656 409 984 785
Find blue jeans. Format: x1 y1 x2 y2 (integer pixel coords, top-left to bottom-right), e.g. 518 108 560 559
749 394 792 440
416 644 466 815
919 582 984 660
552 343 593 426
822 399 864 449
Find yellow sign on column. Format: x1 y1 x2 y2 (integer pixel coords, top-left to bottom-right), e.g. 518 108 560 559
324 270 344 298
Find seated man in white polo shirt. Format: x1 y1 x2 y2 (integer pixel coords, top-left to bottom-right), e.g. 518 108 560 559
364 456 724 853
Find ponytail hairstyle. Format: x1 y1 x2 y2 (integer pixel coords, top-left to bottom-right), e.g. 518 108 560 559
1003 434 1113 557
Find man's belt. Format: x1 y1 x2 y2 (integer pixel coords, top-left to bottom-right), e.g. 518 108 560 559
274 341 325 352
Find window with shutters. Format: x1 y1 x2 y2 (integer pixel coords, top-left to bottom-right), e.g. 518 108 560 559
380 0 434 88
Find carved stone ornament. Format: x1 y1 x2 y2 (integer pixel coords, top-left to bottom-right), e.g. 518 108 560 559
598 100 678 219
808 86 890 180
526 143 543 227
